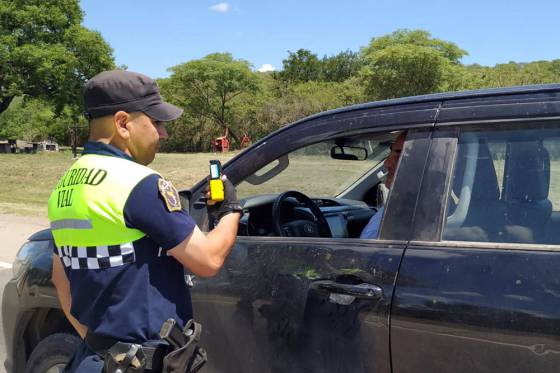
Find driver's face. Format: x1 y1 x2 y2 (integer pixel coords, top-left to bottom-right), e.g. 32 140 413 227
384 133 405 189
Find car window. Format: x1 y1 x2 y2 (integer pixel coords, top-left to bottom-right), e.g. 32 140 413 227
237 137 389 199
443 124 560 245
235 133 401 239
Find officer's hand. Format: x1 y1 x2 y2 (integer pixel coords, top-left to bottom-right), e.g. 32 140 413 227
206 175 242 222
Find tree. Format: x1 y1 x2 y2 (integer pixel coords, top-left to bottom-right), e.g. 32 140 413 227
359 29 468 99
320 50 364 82
0 0 115 115
163 53 260 145
0 97 76 143
278 49 321 83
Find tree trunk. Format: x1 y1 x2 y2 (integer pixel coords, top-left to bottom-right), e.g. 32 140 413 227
218 97 241 145
227 126 241 145
0 96 15 115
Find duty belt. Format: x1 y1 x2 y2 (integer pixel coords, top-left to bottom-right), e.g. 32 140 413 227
85 319 207 373
85 332 168 371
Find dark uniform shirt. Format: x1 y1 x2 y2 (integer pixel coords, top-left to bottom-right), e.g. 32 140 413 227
56 141 196 342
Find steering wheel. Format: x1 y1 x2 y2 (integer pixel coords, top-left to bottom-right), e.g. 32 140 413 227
272 191 332 237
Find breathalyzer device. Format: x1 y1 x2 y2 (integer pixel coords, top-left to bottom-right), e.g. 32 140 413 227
209 160 224 202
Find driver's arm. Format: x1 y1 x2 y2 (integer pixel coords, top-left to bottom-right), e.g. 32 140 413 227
169 212 240 277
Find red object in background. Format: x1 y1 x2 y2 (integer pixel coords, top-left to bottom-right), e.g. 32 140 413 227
212 128 230 152
240 133 251 149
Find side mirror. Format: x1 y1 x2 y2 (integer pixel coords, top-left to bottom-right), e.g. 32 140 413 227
330 145 368 161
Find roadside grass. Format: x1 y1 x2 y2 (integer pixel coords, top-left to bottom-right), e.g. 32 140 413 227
4 151 560 218
0 151 236 217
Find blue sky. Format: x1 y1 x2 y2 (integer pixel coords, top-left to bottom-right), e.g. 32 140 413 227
80 0 560 79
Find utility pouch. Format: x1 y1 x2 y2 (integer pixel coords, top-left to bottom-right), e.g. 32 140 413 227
162 320 207 373
103 342 146 373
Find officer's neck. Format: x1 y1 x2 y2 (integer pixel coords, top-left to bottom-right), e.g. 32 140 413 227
89 137 134 161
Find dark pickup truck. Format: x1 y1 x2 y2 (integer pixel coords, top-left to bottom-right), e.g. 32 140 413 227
4 84 560 373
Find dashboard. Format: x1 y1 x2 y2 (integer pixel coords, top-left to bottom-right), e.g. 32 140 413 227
237 194 376 238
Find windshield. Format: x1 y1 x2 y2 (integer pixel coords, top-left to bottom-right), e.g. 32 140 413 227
237 136 390 199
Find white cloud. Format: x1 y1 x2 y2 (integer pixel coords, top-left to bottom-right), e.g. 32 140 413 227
209 2 230 13
257 64 275 72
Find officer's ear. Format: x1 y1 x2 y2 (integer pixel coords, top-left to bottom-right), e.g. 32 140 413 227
114 111 131 140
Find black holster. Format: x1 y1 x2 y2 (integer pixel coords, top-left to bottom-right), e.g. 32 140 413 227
162 320 207 373
93 318 206 373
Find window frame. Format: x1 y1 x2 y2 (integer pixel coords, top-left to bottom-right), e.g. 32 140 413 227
412 118 560 251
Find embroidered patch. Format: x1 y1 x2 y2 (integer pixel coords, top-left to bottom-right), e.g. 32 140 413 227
158 178 182 212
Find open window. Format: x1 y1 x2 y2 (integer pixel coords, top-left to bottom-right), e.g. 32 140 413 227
235 132 404 239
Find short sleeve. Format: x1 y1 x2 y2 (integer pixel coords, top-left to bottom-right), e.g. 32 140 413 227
359 207 384 239
124 174 196 250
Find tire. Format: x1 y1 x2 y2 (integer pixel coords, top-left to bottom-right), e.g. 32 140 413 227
25 333 81 373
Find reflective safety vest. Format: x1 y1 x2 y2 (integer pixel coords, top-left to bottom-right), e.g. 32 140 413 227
48 154 157 248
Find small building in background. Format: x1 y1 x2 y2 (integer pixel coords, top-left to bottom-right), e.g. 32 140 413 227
0 140 10 153
0 139 60 154
37 140 59 152
15 140 37 153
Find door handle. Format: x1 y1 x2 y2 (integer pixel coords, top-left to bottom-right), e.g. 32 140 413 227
311 280 384 300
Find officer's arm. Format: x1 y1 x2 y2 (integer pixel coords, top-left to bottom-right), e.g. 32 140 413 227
51 255 88 339
169 212 240 277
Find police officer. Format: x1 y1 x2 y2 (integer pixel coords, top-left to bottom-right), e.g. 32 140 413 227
48 70 241 372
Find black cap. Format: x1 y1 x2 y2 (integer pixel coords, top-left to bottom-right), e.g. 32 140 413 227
84 70 183 121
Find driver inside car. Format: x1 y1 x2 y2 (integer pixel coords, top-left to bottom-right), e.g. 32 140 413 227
360 132 406 239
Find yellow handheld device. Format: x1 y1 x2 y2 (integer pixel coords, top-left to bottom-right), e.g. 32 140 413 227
209 160 224 202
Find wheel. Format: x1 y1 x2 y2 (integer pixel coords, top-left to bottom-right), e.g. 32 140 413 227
25 333 81 373
272 190 332 237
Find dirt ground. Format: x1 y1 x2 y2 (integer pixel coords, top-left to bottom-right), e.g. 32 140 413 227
0 214 49 265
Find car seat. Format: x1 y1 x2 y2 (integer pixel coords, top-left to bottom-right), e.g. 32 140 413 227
502 141 552 244
444 139 506 242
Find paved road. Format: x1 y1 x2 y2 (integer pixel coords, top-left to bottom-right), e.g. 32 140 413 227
0 214 49 264
0 269 13 373
0 214 49 373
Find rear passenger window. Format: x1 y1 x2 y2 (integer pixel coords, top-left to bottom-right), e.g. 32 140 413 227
443 125 560 245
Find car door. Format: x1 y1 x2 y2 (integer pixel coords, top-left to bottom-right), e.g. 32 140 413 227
186 102 440 373
391 91 560 373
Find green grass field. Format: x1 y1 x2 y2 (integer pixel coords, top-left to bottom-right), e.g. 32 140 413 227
3 150 560 217
0 151 236 217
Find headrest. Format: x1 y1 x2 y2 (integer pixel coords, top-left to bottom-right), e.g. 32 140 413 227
452 140 500 203
471 141 500 202
504 141 550 202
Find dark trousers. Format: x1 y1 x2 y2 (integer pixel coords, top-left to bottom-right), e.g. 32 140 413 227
64 342 103 372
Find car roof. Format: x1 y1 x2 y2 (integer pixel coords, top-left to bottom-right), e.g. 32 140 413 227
244 83 560 150
299 83 560 124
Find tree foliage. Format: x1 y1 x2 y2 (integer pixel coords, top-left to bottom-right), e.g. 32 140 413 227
277 49 364 83
0 97 77 142
161 53 260 148
277 49 322 83
4 24 560 152
320 50 364 82
359 29 468 100
0 0 115 115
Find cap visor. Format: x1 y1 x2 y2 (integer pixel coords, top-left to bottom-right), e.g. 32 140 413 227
144 102 183 122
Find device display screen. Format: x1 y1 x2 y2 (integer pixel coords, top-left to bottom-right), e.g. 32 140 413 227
210 164 220 179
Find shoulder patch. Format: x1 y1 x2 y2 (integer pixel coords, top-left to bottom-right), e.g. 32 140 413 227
158 178 182 212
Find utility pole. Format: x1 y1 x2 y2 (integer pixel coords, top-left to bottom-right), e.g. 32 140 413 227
69 124 86 158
